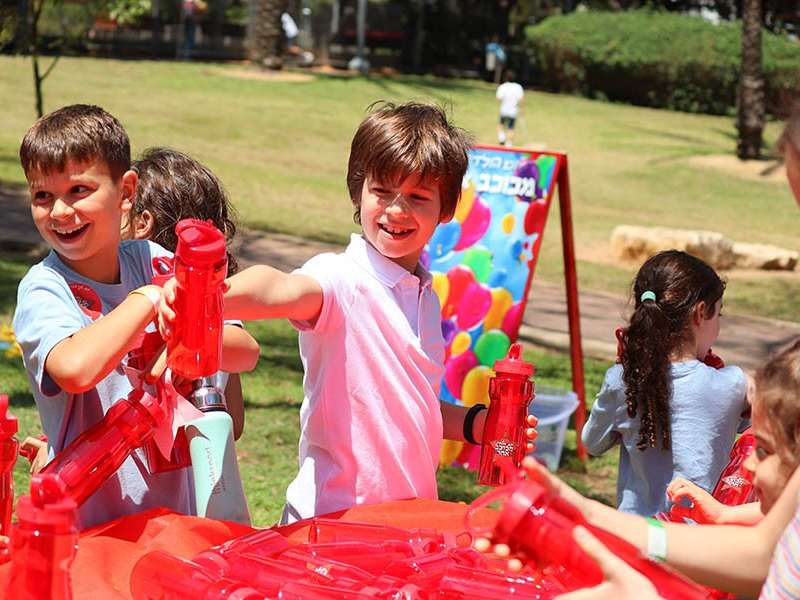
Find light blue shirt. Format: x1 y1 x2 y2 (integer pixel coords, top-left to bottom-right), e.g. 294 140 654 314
13 240 194 529
582 361 749 516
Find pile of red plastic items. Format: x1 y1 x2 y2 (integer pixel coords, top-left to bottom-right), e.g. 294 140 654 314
130 516 568 599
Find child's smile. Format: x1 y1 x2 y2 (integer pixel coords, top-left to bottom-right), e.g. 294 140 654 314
359 175 446 271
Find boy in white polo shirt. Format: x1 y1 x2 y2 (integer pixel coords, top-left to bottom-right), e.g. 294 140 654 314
159 102 538 523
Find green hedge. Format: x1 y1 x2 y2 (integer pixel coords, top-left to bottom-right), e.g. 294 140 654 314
524 10 800 115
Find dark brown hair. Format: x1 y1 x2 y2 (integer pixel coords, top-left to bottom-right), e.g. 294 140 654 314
20 104 130 180
132 147 239 274
620 250 726 451
346 101 474 224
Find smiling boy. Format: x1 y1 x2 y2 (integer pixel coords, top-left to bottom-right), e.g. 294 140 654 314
159 102 538 524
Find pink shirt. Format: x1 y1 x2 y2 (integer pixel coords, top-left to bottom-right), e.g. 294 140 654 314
283 234 445 522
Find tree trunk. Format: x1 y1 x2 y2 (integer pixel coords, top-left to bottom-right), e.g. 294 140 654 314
248 0 286 70
736 0 765 159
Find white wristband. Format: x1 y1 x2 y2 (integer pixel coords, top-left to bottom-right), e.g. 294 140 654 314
127 286 161 315
646 517 667 562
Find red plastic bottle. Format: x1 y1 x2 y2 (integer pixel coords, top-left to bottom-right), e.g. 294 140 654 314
655 428 759 524
711 428 758 506
166 219 228 380
478 344 534 486
438 563 566 599
0 394 19 539
37 388 166 506
466 478 711 598
308 517 463 553
130 550 265 600
5 475 78 600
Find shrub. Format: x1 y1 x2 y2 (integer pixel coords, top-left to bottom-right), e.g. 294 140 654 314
524 10 800 115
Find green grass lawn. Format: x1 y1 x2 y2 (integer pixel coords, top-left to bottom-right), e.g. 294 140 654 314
1 55 795 525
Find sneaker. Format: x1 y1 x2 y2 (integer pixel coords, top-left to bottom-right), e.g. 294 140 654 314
498 131 506 144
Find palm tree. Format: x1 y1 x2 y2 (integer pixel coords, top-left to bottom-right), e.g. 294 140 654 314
249 0 287 69
736 0 765 159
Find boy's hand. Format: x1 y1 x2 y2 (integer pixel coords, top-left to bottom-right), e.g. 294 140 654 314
156 277 179 341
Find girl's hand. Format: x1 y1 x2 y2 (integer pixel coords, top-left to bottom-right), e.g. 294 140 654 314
473 456 592 563
555 527 660 600
667 477 724 524
20 436 48 474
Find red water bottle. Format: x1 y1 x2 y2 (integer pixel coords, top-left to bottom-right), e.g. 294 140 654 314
438 564 567 599
478 344 534 486
5 474 78 600
711 428 758 506
466 479 710 598
166 219 227 380
37 388 167 506
0 394 19 540
308 517 463 553
130 550 265 600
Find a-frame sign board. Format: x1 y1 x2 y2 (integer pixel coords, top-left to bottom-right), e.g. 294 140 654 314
424 144 588 464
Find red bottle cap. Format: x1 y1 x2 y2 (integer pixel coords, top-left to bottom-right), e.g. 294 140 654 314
0 395 18 437
174 219 226 267
493 344 534 378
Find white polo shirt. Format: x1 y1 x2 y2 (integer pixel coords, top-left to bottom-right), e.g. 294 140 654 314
284 234 445 522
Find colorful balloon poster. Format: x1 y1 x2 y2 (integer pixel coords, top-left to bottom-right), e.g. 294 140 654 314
422 146 563 465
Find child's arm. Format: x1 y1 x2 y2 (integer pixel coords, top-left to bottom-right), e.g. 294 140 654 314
224 374 245 441
220 323 259 374
504 457 796 597
159 265 323 337
45 285 163 393
667 476 764 525
440 400 538 450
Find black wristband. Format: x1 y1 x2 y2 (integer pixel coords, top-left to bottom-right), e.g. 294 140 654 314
463 404 488 445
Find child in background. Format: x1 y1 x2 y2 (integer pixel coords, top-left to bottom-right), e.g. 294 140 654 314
582 250 750 516
123 146 246 440
12 104 259 529
159 101 538 524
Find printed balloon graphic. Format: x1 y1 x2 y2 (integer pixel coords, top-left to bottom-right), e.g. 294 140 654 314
484 288 514 331
440 439 463 465
428 220 461 260
442 265 476 319
454 194 491 251
524 199 548 236
455 180 476 224
461 365 494 407
513 158 544 203
456 283 492 330
501 301 525 339
450 331 472 356
474 329 511 367
432 272 450 309
444 350 478 401
461 246 493 284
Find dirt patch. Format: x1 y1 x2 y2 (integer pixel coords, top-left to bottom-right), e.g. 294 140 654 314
206 66 318 83
686 154 785 183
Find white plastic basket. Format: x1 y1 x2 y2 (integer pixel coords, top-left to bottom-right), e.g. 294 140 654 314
528 385 580 472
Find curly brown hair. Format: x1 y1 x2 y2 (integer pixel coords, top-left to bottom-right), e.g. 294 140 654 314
620 250 726 451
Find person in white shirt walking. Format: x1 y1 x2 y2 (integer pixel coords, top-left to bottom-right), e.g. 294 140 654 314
496 70 525 147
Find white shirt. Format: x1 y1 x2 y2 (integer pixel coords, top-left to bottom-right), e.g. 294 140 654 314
283 234 445 522
496 81 525 118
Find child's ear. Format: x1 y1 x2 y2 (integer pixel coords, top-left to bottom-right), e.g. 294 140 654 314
120 169 137 212
693 300 708 324
133 209 155 240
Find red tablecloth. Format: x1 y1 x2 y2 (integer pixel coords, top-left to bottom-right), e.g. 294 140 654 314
0 498 499 599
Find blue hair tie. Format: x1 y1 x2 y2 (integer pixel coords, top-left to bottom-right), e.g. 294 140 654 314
640 290 657 303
